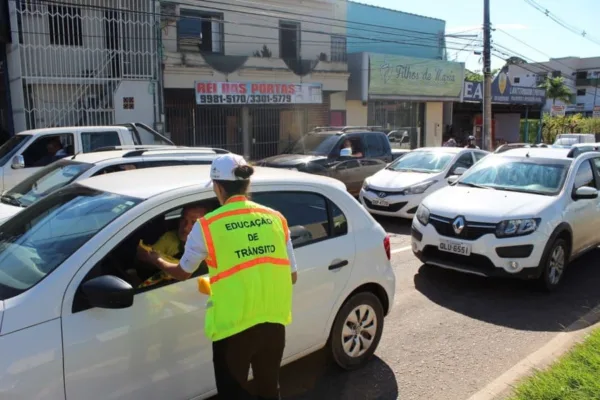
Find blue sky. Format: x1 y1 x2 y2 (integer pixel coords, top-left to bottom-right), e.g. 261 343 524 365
360 0 600 71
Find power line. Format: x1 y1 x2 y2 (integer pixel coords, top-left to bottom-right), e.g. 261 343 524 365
17 0 479 55
523 0 600 47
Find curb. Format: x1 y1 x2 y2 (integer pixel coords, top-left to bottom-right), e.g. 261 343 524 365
466 303 600 400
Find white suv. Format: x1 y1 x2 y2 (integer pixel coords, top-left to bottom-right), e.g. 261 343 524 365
412 147 600 291
0 147 229 223
0 165 395 399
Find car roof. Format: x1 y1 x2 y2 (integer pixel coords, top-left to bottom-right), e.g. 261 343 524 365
78 165 344 199
571 142 600 148
64 147 222 164
16 126 127 136
412 147 471 154
498 147 572 159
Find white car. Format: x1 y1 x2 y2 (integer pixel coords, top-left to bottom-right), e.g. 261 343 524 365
360 147 489 218
0 165 395 399
0 123 173 193
412 147 600 291
0 147 230 223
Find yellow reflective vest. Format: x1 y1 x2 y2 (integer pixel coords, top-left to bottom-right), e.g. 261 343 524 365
200 195 293 341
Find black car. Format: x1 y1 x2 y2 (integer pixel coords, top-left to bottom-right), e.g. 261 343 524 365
257 127 394 174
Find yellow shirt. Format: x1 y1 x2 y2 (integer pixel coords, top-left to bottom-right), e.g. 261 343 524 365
152 230 182 258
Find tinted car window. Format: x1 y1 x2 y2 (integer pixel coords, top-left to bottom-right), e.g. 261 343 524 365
365 134 385 157
82 131 121 152
474 152 487 162
251 191 347 247
453 153 474 171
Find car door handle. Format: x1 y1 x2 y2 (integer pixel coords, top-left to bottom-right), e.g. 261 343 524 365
328 260 349 270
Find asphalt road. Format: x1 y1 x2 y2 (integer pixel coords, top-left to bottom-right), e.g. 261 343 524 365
213 216 600 400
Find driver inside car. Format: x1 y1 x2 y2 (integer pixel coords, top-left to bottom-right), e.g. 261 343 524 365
135 204 210 288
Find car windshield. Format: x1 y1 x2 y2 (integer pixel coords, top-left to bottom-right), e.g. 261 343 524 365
458 156 570 195
553 135 589 147
0 135 33 166
386 151 454 173
0 185 141 300
4 159 94 207
285 134 341 155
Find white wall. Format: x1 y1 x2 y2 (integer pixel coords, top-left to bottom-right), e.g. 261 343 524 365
329 91 346 110
346 100 367 125
161 0 343 60
113 80 156 126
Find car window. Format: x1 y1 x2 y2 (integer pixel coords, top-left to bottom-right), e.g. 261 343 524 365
5 160 95 207
337 160 360 170
360 159 380 166
81 131 122 153
22 133 75 168
473 152 487 162
0 185 141 300
365 134 385 157
387 151 454 173
91 162 141 176
0 135 33 166
574 160 595 189
73 198 220 310
591 157 600 176
452 153 474 172
459 156 571 195
251 191 348 248
141 160 187 168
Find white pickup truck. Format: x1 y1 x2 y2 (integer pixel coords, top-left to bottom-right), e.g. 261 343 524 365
0 123 173 192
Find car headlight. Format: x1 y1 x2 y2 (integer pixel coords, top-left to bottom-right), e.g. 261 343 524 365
415 205 430 226
362 180 369 190
495 218 541 238
404 180 438 195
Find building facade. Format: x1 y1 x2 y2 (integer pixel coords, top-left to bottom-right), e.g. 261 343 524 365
508 57 600 116
345 3 456 148
6 0 161 133
160 0 349 159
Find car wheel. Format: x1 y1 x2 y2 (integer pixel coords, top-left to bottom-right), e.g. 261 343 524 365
538 238 568 292
330 292 384 371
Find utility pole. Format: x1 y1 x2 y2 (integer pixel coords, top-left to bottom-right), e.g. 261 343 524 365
482 0 492 151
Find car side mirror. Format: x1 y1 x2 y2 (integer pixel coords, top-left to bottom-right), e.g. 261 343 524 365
573 186 598 200
11 155 24 169
453 167 467 176
447 175 460 185
81 275 134 309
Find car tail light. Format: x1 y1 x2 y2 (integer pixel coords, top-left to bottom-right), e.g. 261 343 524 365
384 235 391 260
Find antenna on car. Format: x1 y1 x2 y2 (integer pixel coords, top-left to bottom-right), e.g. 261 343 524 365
71 151 82 160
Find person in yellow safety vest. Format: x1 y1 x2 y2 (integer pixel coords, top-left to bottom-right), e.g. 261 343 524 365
144 153 298 400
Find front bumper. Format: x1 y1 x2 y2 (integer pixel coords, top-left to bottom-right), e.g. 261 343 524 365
411 218 549 279
359 188 424 219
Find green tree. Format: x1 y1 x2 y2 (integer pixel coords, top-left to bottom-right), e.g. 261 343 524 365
539 76 572 105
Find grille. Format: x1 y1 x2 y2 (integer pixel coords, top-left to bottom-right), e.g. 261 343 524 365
429 214 496 240
363 198 407 212
366 188 405 197
422 245 497 273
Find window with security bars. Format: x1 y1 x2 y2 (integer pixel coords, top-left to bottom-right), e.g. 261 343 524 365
330 35 347 62
48 5 83 46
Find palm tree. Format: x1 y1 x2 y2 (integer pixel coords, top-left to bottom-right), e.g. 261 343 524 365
539 76 572 105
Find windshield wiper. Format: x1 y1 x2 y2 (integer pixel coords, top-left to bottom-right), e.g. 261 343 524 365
458 182 494 189
0 194 25 207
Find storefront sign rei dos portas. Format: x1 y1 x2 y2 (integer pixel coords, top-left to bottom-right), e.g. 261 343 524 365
195 81 323 105
463 72 546 105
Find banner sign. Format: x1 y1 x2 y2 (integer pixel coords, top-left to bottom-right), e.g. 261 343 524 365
593 105 600 118
369 54 465 98
195 81 323 105
463 72 546 105
551 105 566 116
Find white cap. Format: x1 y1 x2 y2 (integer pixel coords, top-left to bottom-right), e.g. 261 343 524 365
210 154 249 181
340 148 352 157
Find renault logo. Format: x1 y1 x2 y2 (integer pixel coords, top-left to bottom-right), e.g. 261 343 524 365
378 192 387 198
452 216 465 235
